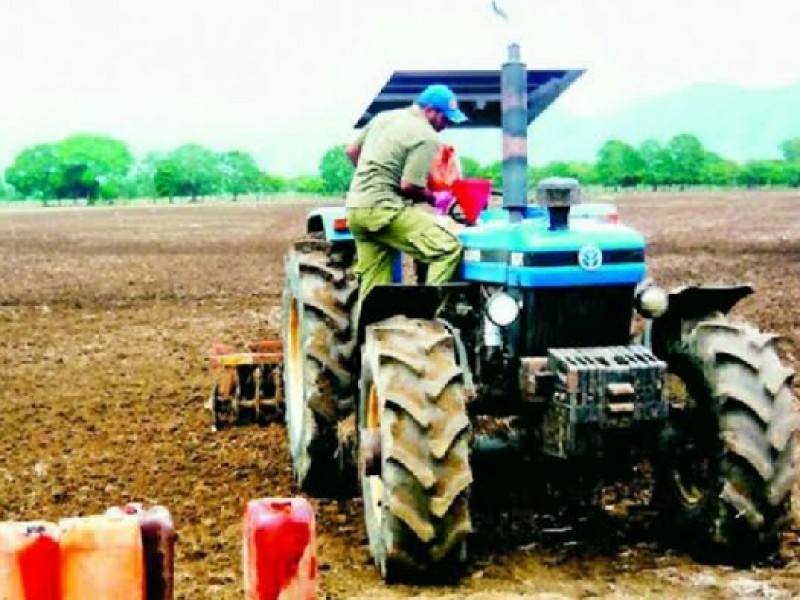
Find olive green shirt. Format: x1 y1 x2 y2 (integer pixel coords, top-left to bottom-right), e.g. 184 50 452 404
345 106 440 209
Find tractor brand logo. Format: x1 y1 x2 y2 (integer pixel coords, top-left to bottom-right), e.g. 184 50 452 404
578 245 603 271
464 249 481 262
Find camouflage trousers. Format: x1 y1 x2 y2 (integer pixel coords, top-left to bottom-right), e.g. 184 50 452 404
346 203 462 321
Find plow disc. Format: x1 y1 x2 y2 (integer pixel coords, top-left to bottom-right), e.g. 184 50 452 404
207 340 283 431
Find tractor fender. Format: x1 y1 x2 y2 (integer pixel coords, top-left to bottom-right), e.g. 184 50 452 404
356 283 478 402
356 283 475 345
649 284 753 357
306 206 354 243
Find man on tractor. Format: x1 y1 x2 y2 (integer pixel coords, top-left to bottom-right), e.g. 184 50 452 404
344 83 468 319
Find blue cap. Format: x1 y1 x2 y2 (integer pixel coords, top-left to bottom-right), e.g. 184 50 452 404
416 84 468 124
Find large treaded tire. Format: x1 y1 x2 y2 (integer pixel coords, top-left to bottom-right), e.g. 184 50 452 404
655 317 800 563
282 236 357 496
359 316 473 581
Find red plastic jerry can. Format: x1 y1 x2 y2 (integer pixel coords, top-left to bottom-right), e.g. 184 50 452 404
108 504 176 600
243 498 317 600
0 521 60 600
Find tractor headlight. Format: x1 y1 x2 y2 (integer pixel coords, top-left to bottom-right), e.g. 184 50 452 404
635 285 669 318
485 292 520 327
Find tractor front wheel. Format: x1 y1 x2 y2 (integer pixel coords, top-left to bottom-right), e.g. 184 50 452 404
655 317 800 563
358 316 473 580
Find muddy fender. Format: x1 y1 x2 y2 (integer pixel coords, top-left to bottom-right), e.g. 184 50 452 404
650 285 753 357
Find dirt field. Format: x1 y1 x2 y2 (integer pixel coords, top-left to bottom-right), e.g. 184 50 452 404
1 190 800 599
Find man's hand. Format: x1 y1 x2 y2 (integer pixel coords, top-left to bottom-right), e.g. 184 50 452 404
345 144 361 167
398 180 437 205
432 190 456 215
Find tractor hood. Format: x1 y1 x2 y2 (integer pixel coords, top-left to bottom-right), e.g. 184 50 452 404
457 214 646 288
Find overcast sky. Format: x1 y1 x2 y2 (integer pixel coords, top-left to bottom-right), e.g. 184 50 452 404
1 0 799 174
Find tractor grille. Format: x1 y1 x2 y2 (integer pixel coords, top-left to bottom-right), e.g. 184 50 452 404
520 286 635 356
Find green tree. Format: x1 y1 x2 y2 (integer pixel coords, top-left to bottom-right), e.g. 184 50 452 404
702 153 740 186
219 151 263 199
153 145 222 200
261 173 287 193
780 137 800 162
637 139 670 189
121 152 162 199
56 134 134 201
319 145 354 195
785 162 800 187
5 144 62 199
460 156 483 178
0 178 12 199
289 175 325 194
566 161 595 182
665 134 706 187
771 162 790 186
153 161 180 200
595 140 643 187
539 161 573 178
57 163 99 200
530 161 596 186
737 160 787 188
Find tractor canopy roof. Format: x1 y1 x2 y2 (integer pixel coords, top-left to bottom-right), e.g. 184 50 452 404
354 69 584 129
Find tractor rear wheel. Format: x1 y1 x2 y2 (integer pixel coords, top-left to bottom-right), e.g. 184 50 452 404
358 316 473 580
655 317 800 563
282 236 357 496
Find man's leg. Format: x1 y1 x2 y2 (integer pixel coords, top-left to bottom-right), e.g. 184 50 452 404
351 236 395 325
370 206 462 284
348 206 401 325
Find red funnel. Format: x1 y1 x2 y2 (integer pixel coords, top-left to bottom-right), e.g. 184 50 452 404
452 178 491 225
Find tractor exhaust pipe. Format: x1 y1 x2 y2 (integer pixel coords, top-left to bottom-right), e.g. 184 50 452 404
494 1 528 221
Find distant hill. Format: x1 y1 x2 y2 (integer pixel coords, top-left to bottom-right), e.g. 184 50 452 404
449 81 800 166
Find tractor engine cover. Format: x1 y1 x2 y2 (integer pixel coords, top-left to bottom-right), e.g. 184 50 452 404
533 345 667 458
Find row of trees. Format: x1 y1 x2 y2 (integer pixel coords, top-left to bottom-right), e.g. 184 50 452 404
300 134 800 196
580 135 800 189
0 135 345 203
457 135 800 190
2 133 800 202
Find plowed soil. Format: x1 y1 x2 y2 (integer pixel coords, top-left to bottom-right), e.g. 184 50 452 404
1 190 800 599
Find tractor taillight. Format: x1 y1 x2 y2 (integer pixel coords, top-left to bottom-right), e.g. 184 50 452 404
333 218 349 232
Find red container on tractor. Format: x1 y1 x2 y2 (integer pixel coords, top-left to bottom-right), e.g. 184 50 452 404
0 522 60 600
452 177 492 224
243 498 317 600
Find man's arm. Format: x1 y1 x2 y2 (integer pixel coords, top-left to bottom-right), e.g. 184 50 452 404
398 181 437 205
346 124 370 167
397 139 440 205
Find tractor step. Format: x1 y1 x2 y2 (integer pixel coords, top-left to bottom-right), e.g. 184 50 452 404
206 340 283 431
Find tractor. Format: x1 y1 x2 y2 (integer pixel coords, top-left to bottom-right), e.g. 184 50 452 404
280 40 799 580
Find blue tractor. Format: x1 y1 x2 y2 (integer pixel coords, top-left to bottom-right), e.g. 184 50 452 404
280 43 799 581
